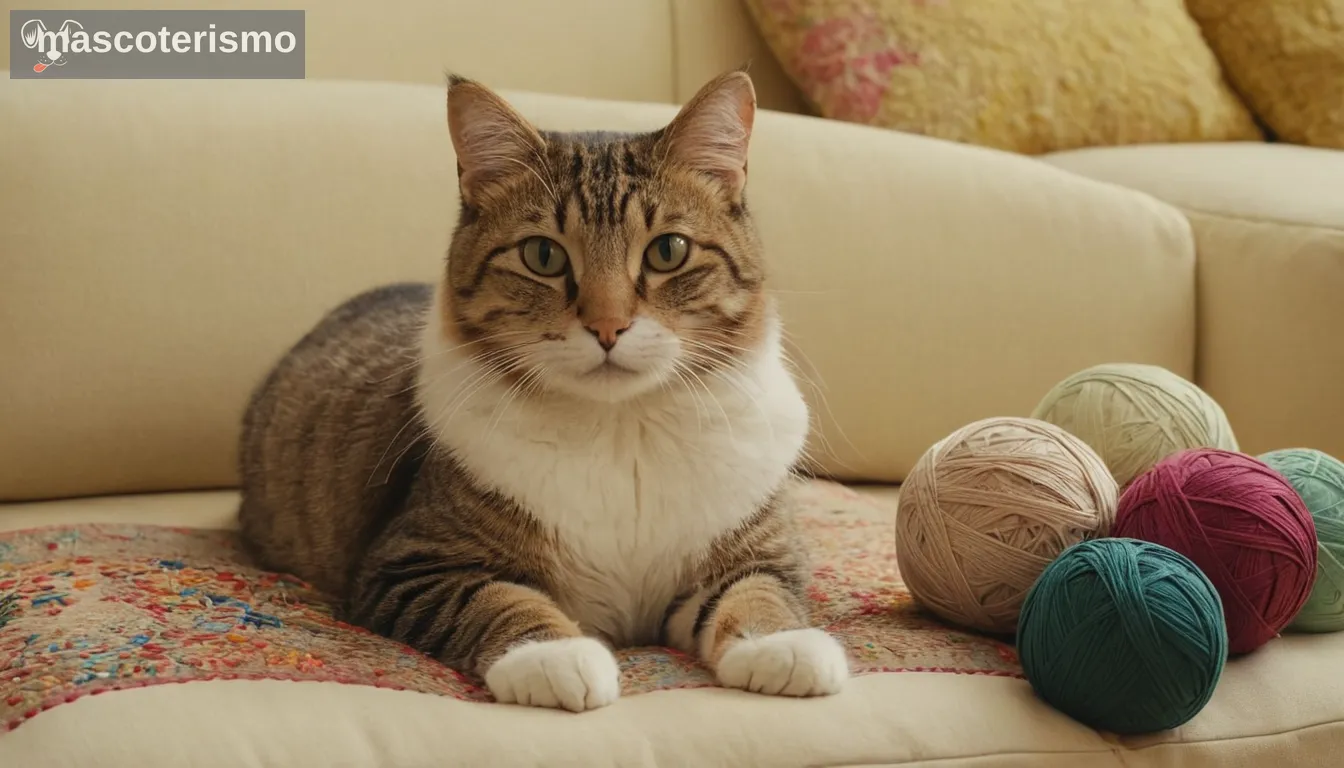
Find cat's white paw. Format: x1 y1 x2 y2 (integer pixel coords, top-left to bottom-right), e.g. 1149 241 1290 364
716 628 849 697
485 637 621 712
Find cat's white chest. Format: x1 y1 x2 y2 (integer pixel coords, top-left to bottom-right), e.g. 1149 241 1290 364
422 341 809 646
506 412 766 643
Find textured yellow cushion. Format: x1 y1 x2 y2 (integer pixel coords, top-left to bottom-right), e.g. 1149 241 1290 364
745 0 1262 154
1187 0 1344 149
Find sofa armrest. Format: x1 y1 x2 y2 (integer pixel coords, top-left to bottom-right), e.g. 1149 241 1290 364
0 76 1196 499
1045 143 1344 462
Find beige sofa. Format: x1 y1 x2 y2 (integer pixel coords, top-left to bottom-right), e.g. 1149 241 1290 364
2 1 1343 766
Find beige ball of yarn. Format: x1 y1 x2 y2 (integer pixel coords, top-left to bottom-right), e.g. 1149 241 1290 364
1031 363 1238 489
895 417 1118 634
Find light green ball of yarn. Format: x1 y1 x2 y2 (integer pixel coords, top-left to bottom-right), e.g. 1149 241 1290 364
1032 363 1238 488
1260 448 1344 633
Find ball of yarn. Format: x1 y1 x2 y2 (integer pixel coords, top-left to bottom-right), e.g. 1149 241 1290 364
1113 448 1318 654
1260 448 1344 633
1032 363 1238 489
1017 538 1227 735
895 416 1117 634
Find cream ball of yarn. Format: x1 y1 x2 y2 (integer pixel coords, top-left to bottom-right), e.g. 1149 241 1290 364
1031 363 1238 489
895 417 1118 635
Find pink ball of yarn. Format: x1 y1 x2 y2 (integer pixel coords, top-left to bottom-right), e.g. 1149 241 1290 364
1113 448 1318 654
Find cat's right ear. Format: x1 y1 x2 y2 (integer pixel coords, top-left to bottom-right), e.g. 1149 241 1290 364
447 75 545 206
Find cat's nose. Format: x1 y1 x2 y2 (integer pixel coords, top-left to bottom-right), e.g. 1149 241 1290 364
584 317 631 351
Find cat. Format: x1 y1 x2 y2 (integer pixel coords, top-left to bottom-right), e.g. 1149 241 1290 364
237 70 849 712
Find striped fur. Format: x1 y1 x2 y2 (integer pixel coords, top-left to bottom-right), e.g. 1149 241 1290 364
237 71 848 712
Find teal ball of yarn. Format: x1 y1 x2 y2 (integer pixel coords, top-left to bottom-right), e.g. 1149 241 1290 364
1260 448 1344 633
1017 538 1228 734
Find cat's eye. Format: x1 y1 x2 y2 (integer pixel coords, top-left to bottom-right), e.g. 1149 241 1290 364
644 234 690 273
520 237 569 277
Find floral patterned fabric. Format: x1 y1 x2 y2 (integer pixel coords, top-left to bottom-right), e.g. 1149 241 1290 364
743 0 1260 154
0 481 1021 732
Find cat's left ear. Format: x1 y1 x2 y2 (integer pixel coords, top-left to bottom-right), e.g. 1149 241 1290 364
660 70 756 196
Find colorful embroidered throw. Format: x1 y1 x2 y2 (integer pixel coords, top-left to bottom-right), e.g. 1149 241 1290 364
0 481 1021 731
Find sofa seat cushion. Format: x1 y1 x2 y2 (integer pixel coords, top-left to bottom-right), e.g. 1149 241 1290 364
3 483 1344 767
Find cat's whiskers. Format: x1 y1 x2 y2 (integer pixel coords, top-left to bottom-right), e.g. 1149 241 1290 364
664 363 706 437
411 340 539 469
519 363 550 401
676 341 757 406
368 318 535 489
372 420 436 487
777 327 862 475
383 337 538 402
685 338 756 359
370 328 535 386
709 324 859 476
367 415 417 487
428 353 530 439
677 347 776 446
373 344 527 486
410 341 536 400
672 358 734 445
482 362 546 440
376 337 548 489
677 337 749 369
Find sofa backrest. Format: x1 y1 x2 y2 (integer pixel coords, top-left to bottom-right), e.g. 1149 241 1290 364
0 0 808 113
0 76 1197 502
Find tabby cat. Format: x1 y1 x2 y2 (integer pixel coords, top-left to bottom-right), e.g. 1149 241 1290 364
237 70 849 712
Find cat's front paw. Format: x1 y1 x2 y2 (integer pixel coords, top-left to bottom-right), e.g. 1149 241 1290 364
716 628 849 697
485 637 621 712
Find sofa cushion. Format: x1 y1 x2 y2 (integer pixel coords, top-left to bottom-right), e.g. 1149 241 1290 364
1186 0 1344 149
1042 143 1344 467
3 483 1344 767
1042 142 1344 227
743 0 1260 154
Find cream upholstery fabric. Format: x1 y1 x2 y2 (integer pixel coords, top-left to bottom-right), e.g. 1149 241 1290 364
1044 144 1344 463
1042 143 1344 232
0 76 1196 499
670 0 807 114
0 0 805 113
4 659 1341 768
0 491 241 533
2 489 1343 767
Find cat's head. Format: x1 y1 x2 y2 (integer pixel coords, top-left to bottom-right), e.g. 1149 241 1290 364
438 71 771 403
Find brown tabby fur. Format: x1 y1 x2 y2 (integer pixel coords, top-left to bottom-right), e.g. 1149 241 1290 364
238 71 819 691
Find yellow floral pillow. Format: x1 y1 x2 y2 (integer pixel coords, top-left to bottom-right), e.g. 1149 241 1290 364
1187 0 1344 149
744 0 1262 154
